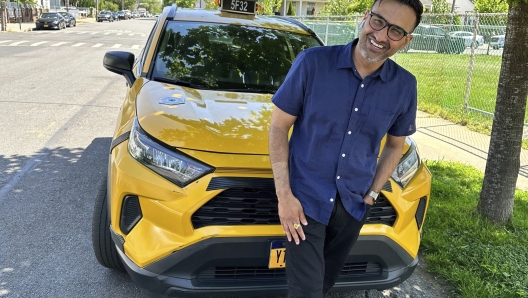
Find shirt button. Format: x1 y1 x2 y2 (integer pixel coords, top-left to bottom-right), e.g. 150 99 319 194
337 176 340 179
361 84 364 88
348 131 352 135
330 198 334 202
342 153 346 157
354 108 358 112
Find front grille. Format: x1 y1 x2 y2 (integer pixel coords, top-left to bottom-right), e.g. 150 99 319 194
196 262 381 281
365 195 397 226
192 178 397 229
192 188 280 228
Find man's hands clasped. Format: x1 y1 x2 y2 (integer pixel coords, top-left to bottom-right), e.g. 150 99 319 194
278 192 307 245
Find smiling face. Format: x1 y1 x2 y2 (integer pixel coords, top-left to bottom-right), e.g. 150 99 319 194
357 0 416 65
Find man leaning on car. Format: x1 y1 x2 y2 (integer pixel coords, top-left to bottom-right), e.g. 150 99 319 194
268 0 424 296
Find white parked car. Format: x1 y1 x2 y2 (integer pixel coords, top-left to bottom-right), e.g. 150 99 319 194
449 31 484 48
489 34 505 50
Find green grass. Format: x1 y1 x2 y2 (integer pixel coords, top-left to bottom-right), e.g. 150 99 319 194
394 52 528 149
422 160 528 298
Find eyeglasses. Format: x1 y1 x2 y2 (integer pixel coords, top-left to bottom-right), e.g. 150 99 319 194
368 12 409 41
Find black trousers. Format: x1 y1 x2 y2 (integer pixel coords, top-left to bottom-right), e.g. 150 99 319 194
285 195 370 298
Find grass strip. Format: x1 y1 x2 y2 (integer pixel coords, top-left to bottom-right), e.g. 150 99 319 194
422 160 528 298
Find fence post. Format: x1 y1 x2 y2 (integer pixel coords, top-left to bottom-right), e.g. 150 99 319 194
464 13 479 112
324 15 329 45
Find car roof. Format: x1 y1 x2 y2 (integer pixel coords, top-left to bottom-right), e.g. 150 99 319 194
170 8 311 35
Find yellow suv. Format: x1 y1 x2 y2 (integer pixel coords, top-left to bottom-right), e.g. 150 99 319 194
91 3 432 296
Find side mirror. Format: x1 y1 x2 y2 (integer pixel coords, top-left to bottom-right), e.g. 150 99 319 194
103 51 136 86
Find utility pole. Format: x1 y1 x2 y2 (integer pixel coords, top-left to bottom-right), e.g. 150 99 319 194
16 0 21 30
0 1 6 32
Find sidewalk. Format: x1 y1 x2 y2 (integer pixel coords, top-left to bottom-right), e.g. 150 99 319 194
2 17 96 32
414 110 528 190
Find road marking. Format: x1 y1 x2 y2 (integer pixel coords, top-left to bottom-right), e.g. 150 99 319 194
50 42 68 46
141 34 145 37
92 43 104 47
103 32 111 35
131 45 141 49
90 32 98 35
30 41 48 46
0 40 13 44
116 33 123 36
72 43 86 47
76 31 88 34
9 41 28 46
111 44 122 48
129 33 134 36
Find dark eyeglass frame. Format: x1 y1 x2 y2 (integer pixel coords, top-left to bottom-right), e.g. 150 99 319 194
368 11 410 41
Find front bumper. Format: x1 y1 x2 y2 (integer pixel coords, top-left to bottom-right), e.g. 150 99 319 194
35 23 60 29
107 137 430 296
115 235 418 297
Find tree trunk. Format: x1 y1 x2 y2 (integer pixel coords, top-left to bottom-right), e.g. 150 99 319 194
477 1 528 225
478 2 528 225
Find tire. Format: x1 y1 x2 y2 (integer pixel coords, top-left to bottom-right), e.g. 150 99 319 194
91 176 125 272
73 20 76 27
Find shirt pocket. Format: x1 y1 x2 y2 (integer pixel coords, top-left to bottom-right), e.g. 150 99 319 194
357 104 397 138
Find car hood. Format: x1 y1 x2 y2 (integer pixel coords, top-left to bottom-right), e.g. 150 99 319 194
38 18 59 21
136 81 274 155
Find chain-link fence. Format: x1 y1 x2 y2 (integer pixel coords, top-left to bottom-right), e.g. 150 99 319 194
291 13 510 126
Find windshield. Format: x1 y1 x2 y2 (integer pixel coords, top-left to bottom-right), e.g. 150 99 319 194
152 21 321 92
41 13 59 18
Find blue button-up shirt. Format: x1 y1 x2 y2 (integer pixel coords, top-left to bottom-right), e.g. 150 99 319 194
271 39 417 224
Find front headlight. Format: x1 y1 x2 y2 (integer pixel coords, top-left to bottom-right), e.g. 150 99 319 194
128 118 215 187
391 138 420 188
53 20 58 24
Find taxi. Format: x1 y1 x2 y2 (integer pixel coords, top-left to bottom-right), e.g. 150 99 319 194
91 2 432 296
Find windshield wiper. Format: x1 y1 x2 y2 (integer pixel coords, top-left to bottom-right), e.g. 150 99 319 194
218 88 276 94
153 77 207 89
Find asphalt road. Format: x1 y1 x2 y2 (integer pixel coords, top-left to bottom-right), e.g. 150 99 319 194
0 18 451 298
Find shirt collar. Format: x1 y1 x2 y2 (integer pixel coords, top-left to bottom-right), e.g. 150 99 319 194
336 38 390 83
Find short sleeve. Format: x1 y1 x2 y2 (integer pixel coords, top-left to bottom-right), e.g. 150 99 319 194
388 76 417 136
271 50 309 117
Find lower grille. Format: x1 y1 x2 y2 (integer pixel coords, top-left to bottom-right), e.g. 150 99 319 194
196 262 382 281
192 186 397 229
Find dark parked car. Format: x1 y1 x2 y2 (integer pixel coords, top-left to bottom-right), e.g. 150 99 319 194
112 12 120 21
97 10 114 22
35 12 66 30
58 11 76 27
403 24 466 54
116 11 128 20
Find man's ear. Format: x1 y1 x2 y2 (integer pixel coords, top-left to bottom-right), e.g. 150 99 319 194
399 35 413 50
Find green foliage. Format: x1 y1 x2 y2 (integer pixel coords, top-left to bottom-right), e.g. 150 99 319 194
346 0 373 14
287 1 295 15
163 0 196 8
19 0 36 4
204 0 218 10
432 0 450 13
320 0 354 15
100 1 119 11
474 0 509 13
421 160 528 297
259 0 282 14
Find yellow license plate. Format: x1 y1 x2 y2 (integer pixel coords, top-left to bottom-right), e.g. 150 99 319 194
44 25 48 27
268 240 286 268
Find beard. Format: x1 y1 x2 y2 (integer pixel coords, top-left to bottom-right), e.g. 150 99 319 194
358 33 393 64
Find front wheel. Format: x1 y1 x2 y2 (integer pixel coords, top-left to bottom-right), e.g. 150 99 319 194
91 176 125 271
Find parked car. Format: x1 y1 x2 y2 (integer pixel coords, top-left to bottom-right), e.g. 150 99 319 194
132 11 140 18
123 10 132 19
449 31 484 48
112 12 120 21
403 24 466 54
97 10 114 22
116 11 128 20
490 34 505 50
92 4 432 297
57 11 76 27
35 12 67 30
